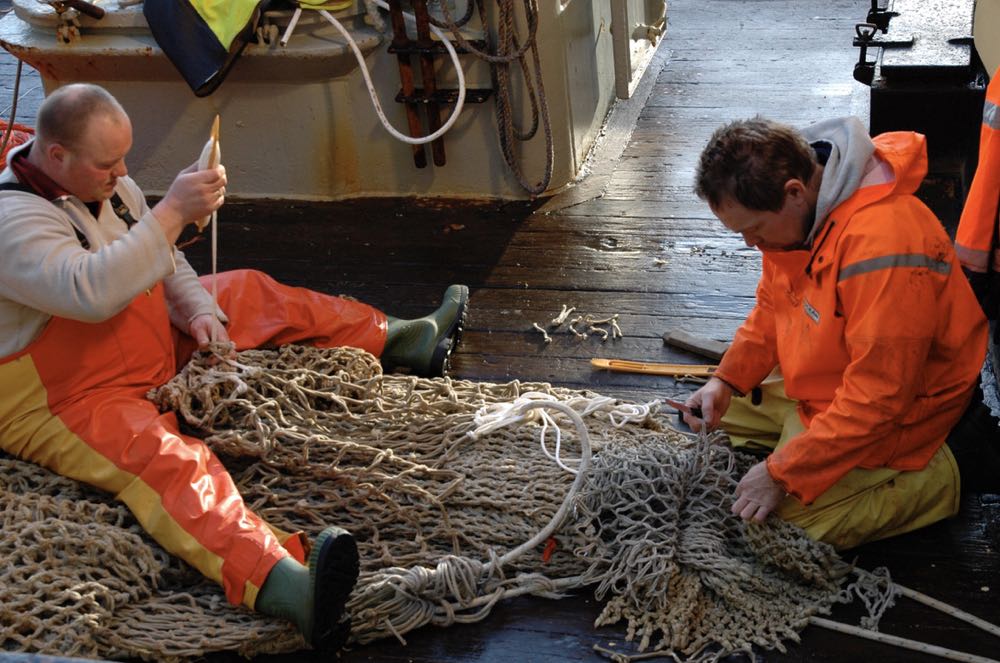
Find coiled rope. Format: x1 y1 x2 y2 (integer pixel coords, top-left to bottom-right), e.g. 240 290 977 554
433 0 554 196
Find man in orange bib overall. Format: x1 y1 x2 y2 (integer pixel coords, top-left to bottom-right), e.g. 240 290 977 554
0 83 469 650
682 117 990 550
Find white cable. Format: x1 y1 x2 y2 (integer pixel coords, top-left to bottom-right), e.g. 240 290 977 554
316 2 467 145
279 7 303 47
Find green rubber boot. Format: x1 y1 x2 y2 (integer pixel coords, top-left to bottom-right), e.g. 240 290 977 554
256 526 360 651
382 284 469 377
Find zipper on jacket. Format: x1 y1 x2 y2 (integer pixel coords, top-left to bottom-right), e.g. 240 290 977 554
805 219 837 276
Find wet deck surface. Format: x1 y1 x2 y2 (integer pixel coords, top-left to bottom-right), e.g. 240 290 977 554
3 0 1000 661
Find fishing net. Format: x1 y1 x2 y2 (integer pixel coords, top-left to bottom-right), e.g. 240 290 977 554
1 344 854 662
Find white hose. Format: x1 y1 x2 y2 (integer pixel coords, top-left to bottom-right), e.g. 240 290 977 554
311 2 467 145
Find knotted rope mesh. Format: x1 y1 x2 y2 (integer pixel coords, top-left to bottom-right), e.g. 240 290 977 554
2 344 854 661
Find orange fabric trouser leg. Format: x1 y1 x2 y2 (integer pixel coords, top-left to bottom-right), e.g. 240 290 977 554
3 271 384 608
41 392 303 609
179 269 388 361
0 275 355 611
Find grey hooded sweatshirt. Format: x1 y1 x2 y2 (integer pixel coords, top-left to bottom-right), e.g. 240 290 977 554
800 116 893 246
0 140 222 357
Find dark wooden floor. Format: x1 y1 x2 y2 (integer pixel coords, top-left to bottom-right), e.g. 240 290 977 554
6 0 1000 661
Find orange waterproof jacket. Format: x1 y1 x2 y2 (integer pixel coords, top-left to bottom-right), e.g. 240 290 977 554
956 67 1000 272
715 132 988 505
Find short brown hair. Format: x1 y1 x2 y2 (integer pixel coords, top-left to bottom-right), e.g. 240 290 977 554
694 117 817 211
35 83 127 153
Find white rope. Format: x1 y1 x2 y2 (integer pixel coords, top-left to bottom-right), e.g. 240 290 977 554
814 568 1000 663
606 401 659 427
487 399 593 567
470 392 581 474
811 617 1000 663
469 393 658 475
550 305 576 326
210 207 218 323
195 118 221 339
310 2 467 145
851 567 1000 639
894 582 1000 639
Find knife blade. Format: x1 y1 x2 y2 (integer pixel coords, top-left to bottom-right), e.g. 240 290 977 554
663 397 703 420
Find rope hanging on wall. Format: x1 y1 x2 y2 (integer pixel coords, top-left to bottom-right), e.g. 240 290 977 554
432 0 554 196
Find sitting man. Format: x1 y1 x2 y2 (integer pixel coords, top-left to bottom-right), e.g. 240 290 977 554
683 116 989 550
0 83 468 649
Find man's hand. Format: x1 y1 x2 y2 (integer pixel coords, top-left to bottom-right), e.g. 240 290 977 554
152 163 227 243
189 313 231 348
732 460 785 522
684 376 734 431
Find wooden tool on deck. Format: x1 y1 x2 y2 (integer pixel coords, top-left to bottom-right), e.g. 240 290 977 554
662 330 730 361
591 358 717 377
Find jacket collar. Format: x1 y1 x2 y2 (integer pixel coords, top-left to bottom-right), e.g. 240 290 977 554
802 131 928 276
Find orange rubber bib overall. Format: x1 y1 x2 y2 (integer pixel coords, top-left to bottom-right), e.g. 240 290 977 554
0 268 386 609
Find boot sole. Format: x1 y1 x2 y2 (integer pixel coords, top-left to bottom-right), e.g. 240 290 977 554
430 285 470 377
308 526 360 651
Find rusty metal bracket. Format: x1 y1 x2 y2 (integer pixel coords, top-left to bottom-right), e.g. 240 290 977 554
388 0 428 168
49 0 105 19
388 39 488 56
394 88 492 105
386 0 493 169
412 0 446 166
387 35 495 105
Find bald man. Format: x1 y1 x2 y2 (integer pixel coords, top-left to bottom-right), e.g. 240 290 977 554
0 83 468 650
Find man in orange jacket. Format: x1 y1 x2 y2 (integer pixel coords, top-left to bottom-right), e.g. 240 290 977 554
0 84 469 650
683 116 991 549
956 66 1000 366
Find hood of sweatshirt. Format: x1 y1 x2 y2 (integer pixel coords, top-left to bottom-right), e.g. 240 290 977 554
800 116 876 245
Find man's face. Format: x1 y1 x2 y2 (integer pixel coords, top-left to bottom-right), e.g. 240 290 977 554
710 184 812 252
54 112 132 203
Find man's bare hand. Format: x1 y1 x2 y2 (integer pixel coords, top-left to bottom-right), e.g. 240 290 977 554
684 376 734 431
189 313 231 349
732 460 785 522
151 163 227 243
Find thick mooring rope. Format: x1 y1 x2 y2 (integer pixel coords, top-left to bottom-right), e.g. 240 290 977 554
2 345 857 662
433 0 554 196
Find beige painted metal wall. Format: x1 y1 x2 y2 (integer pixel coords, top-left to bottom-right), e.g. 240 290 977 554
0 1 665 201
975 0 999 74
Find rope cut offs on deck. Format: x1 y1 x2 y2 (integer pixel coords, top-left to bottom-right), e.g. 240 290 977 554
533 304 624 344
2 344 997 662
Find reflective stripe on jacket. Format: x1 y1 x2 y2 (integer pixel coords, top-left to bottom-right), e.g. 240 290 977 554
956 68 1000 272
716 131 988 505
